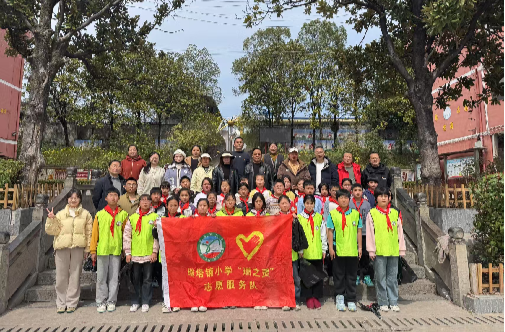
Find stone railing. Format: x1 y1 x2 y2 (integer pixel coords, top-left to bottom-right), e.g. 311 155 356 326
392 167 470 307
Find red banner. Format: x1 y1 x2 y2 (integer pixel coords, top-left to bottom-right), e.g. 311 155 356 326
159 215 295 308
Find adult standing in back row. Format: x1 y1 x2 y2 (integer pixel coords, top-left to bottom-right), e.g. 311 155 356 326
231 137 250 179
361 152 392 190
244 148 274 190
308 146 339 194
337 152 362 187
121 145 147 181
277 147 311 190
263 143 284 177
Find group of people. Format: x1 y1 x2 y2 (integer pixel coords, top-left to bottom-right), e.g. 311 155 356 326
46 138 405 316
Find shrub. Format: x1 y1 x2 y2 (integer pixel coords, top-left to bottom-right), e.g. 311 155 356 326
470 173 504 265
0 159 24 185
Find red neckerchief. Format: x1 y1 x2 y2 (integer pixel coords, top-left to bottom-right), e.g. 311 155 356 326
272 194 281 200
239 197 249 213
104 206 119 237
161 195 169 203
329 197 338 204
304 209 315 237
352 197 363 219
336 206 349 235
180 201 189 212
224 206 235 215
256 187 266 194
167 212 178 218
152 201 162 210
369 189 374 195
219 193 225 199
376 205 393 232
135 209 149 234
256 209 263 217
320 196 328 203
282 190 290 196
208 205 217 215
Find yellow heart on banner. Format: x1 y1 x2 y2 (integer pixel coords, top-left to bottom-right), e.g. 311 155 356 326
236 231 264 261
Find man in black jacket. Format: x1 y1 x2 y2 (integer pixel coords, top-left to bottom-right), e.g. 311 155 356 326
361 152 392 189
244 148 274 190
92 160 126 211
263 143 284 176
308 146 339 194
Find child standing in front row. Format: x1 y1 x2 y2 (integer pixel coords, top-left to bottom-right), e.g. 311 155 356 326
366 187 406 313
298 194 327 310
350 183 373 287
90 188 129 313
327 190 362 312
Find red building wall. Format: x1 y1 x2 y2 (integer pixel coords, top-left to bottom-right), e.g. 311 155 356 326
432 57 504 178
0 29 23 159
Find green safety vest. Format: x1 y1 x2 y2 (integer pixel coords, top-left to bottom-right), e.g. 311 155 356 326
96 209 129 256
292 250 298 262
370 208 400 256
216 209 244 217
329 209 360 257
130 212 158 257
297 213 323 260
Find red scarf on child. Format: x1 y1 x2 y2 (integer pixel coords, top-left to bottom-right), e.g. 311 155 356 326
352 197 363 218
376 205 393 232
167 212 178 218
105 206 119 237
336 206 349 235
152 201 162 210
224 206 235 215
256 209 263 217
219 193 225 199
329 197 338 205
135 209 149 234
239 197 249 213
256 187 266 194
208 205 217 215
304 209 315 237
180 201 189 212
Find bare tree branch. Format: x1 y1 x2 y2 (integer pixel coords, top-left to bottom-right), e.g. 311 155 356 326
53 0 65 40
432 0 491 80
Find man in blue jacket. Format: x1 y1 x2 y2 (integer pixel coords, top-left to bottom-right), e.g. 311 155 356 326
308 146 339 194
92 160 126 211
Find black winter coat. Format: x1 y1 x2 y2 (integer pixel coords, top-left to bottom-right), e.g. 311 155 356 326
361 163 392 190
292 217 308 252
92 174 126 211
212 166 239 195
308 158 339 190
244 161 274 191
263 153 284 177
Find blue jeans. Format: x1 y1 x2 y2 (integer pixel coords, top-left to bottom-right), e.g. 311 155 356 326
293 260 301 301
374 256 399 306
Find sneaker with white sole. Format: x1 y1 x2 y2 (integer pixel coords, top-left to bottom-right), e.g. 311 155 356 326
254 306 262 310
191 307 199 312
390 305 400 312
107 302 116 312
141 304 149 312
199 307 207 312
336 295 346 311
380 305 389 312
97 303 106 313
282 306 290 311
161 303 170 313
130 304 140 312
172 307 180 312
347 302 357 312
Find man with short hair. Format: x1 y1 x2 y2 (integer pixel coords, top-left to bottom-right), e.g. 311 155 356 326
118 177 140 215
244 148 273 190
277 147 311 189
263 143 284 176
337 152 362 187
120 145 147 181
231 137 250 178
361 152 392 190
308 146 339 194
93 160 126 211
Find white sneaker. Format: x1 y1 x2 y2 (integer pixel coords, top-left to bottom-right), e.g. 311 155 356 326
161 303 170 313
172 307 180 312
390 305 400 312
260 306 268 310
380 305 390 312
130 304 140 312
254 306 262 310
191 307 199 312
141 304 149 313
282 306 290 311
106 302 116 312
199 306 207 312
97 303 106 313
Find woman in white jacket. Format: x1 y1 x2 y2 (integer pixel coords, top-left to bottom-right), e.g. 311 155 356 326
137 152 165 195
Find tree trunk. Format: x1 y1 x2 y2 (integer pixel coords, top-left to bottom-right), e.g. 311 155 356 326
290 108 294 147
318 111 323 146
157 112 162 147
409 81 442 185
58 116 70 147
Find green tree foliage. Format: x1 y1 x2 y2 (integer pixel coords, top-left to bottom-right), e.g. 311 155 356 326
470 173 504 265
1 0 186 185
245 0 504 185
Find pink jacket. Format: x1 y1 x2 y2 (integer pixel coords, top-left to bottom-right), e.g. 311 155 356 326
366 210 406 256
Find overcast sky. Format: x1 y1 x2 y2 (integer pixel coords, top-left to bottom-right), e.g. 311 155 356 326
127 0 381 118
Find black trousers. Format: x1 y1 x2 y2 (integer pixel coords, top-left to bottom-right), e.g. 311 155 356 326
332 254 358 303
358 235 374 279
132 262 153 305
301 259 324 300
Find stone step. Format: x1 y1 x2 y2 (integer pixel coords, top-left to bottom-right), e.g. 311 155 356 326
25 283 96 302
36 270 96 286
46 255 56 270
404 251 417 266
354 278 438 302
410 264 426 279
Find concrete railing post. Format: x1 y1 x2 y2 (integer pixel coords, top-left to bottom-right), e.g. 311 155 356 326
448 226 470 307
35 194 49 273
64 167 77 189
91 169 101 186
391 167 402 207
415 193 427 266
0 232 10 314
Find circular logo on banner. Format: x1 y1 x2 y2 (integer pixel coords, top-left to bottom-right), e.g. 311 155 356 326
197 232 226 262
